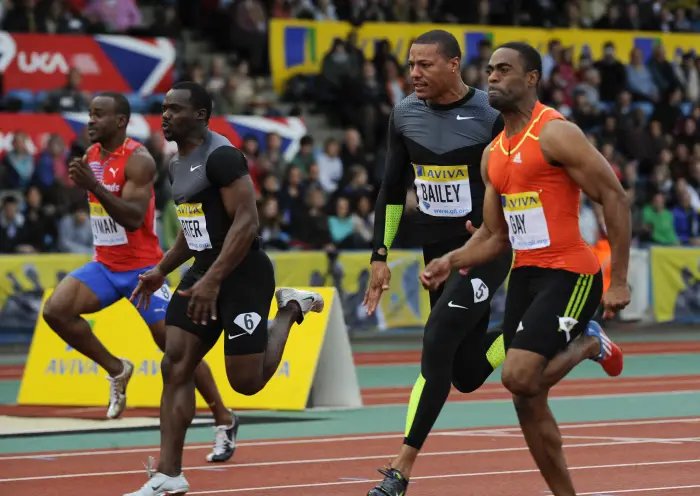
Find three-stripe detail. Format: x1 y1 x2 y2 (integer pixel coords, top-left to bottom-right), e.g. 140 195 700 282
559 274 595 342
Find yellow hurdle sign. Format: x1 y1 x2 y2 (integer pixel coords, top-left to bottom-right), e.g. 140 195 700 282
17 286 362 411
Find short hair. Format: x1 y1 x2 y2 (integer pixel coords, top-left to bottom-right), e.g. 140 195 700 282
497 41 542 82
413 30 461 60
171 81 213 121
97 92 131 121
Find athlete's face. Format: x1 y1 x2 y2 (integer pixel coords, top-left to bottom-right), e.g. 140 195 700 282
161 89 205 142
408 43 460 100
87 96 125 144
486 48 538 112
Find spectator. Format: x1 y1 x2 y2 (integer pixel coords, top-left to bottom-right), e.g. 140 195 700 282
58 204 93 254
672 186 700 245
259 197 291 250
82 0 142 33
328 196 361 249
32 134 71 205
316 138 343 194
626 48 659 102
594 42 627 103
0 195 34 253
352 195 375 247
641 192 679 245
22 186 58 252
43 68 90 113
290 135 316 174
1 132 35 190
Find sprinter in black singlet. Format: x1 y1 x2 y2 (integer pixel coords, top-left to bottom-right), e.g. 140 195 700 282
363 30 512 496
125 82 324 496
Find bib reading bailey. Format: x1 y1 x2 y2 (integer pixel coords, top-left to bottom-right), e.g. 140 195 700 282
169 130 250 267
374 87 504 244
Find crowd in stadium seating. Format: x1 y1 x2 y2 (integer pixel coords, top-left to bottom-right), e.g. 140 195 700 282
1 1 700 255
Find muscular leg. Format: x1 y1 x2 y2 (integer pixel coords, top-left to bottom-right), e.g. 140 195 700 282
157 325 214 476
500 271 605 496
225 304 302 396
149 321 232 426
43 276 123 377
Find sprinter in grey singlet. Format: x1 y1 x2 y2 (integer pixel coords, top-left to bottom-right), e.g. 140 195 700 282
363 31 513 496
125 82 324 496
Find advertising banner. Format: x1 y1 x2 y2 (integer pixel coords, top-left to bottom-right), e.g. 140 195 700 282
0 32 174 95
269 19 700 93
650 246 700 323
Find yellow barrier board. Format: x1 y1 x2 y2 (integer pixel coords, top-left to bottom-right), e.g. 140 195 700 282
17 286 358 411
269 19 700 93
650 246 700 323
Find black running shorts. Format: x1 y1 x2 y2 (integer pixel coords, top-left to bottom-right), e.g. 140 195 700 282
502 266 603 360
165 248 275 356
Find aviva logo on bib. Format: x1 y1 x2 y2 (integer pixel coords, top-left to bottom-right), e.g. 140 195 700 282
502 191 550 251
413 164 472 218
176 202 204 217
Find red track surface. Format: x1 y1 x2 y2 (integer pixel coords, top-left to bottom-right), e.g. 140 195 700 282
354 341 700 365
0 418 699 495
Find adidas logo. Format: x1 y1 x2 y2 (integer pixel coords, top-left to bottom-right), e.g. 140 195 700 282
513 152 522 164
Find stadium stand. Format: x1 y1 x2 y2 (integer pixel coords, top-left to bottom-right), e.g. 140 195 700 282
1 1 699 342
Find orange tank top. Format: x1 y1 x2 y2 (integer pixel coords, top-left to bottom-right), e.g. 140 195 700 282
487 102 600 275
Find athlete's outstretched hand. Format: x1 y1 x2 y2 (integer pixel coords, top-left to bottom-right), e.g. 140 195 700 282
178 276 220 325
420 256 451 291
363 261 391 316
602 281 631 319
68 154 98 191
130 266 166 310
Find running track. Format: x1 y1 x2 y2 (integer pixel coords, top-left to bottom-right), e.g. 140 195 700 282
1 418 699 495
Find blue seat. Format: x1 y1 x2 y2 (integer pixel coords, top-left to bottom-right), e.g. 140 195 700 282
4 90 36 111
125 93 147 114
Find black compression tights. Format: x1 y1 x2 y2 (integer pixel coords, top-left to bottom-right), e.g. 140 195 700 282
403 309 505 450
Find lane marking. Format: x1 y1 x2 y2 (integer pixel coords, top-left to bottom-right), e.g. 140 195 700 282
0 416 698 462
181 459 700 494
579 485 700 495
0 439 695 483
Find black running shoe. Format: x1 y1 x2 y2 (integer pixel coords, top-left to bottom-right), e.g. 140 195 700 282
206 409 239 463
367 468 409 496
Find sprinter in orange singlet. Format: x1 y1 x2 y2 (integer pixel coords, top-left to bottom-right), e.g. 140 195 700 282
419 42 630 496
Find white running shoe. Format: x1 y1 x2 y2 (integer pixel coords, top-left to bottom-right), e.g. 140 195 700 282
106 358 134 419
275 287 324 323
123 456 189 496
206 409 239 463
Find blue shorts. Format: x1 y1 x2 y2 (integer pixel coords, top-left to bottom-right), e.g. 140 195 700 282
69 261 171 325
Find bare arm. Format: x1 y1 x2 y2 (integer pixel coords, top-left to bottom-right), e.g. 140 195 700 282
539 119 631 285
446 147 511 270
201 147 258 284
156 230 192 276
89 149 156 231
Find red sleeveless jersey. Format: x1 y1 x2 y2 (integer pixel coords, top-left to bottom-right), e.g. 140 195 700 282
87 138 163 272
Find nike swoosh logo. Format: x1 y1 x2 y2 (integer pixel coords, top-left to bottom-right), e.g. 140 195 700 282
448 301 468 309
228 333 246 340
190 164 203 171
456 116 474 120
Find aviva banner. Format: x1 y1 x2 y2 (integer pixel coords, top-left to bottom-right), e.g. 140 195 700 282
650 246 700 323
0 250 431 335
18 287 362 411
269 19 700 93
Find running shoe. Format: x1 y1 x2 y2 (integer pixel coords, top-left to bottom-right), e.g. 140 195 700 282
122 456 189 496
275 287 324 323
368 467 409 496
585 320 624 377
107 358 134 419
206 409 239 463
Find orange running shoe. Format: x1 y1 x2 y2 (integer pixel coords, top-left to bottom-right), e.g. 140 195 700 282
585 321 624 377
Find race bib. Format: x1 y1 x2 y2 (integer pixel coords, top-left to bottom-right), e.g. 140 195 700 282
176 202 212 251
413 164 472 217
89 202 127 246
502 192 551 250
